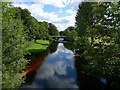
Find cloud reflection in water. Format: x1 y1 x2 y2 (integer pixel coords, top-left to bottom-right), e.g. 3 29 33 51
30 43 78 88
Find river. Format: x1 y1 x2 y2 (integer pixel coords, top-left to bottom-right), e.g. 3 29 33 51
19 39 120 89
20 42 78 88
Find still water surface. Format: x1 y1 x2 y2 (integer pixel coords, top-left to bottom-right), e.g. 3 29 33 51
20 41 120 89
21 43 78 88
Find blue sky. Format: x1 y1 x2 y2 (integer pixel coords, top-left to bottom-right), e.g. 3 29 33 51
12 0 81 31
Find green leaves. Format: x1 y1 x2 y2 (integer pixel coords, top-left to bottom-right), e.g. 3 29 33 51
26 40 49 53
75 2 93 37
74 2 120 89
48 23 60 36
2 1 58 89
2 2 28 88
60 26 77 42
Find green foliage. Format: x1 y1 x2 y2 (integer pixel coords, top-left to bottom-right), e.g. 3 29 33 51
48 23 60 36
26 40 49 53
2 2 28 88
38 21 52 40
61 26 77 41
75 2 93 37
66 30 77 41
74 2 120 89
66 26 75 31
1 1 58 89
9 7 54 41
0 1 2 89
75 1 120 61
35 40 49 45
20 8 42 41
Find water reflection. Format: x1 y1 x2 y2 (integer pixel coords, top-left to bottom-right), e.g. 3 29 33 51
74 49 120 90
21 50 50 85
32 43 77 88
21 43 78 88
58 38 64 41
24 56 45 75
21 41 120 89
74 56 105 90
64 41 120 89
48 43 58 54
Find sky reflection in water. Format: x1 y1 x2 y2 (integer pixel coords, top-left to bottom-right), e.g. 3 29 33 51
26 43 78 88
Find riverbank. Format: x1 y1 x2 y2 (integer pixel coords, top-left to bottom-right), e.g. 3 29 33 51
26 40 50 53
20 40 50 78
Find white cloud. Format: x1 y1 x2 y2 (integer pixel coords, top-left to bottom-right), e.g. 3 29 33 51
33 0 71 8
13 3 30 9
52 17 70 24
12 0 71 7
71 0 81 3
12 0 79 31
66 9 74 14
12 3 58 22
52 13 76 31
55 24 66 31
59 8 63 13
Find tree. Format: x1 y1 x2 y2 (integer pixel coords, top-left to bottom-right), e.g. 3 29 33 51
12 7 50 41
38 21 50 40
66 26 75 31
2 2 28 88
20 8 40 41
48 23 60 36
74 2 120 89
86 2 120 44
61 26 77 41
75 2 94 37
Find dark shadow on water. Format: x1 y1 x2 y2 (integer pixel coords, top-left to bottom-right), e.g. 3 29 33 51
21 43 59 87
48 43 58 54
74 50 120 90
20 42 78 88
21 51 49 86
63 41 120 89
20 41 120 89
74 56 105 90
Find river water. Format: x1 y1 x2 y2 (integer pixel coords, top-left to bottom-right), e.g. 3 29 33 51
20 42 78 88
20 40 120 89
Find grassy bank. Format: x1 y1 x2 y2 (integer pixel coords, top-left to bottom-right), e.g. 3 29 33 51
26 40 49 53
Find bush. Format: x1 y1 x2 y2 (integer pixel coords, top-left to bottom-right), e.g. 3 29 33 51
2 2 28 88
